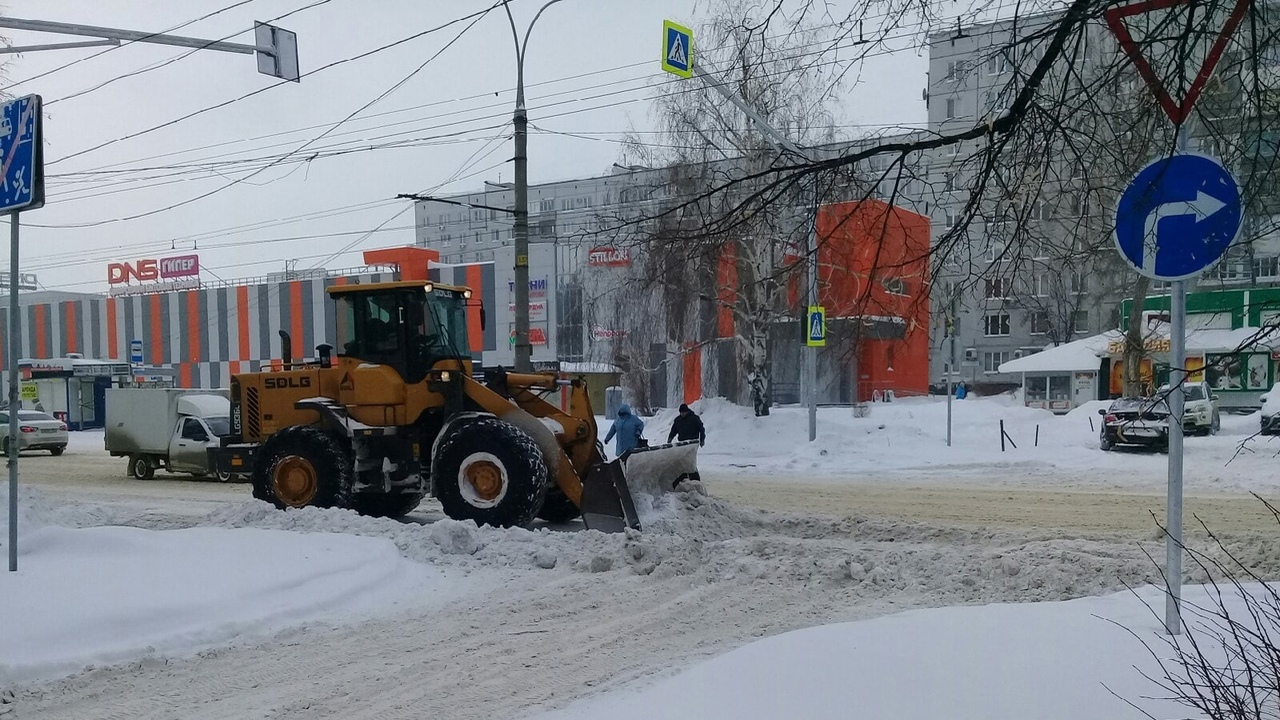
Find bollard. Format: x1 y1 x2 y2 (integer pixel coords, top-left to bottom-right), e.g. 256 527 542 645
1035 424 1039 447
1000 419 1006 452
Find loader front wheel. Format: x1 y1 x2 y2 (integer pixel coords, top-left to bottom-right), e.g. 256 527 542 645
433 418 546 528
536 486 581 524
253 426 351 510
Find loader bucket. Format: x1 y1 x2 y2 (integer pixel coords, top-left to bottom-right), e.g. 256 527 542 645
579 441 700 533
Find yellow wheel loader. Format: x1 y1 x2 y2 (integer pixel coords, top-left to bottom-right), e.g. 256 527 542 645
208 280 699 532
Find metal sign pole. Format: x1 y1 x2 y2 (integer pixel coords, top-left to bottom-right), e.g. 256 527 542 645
1165 123 1191 635
946 333 954 447
8 212 18 572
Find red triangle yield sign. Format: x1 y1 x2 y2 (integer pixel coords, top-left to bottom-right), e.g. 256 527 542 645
1105 0 1251 125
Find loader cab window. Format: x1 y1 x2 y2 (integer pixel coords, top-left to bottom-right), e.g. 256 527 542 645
334 288 470 384
335 291 406 372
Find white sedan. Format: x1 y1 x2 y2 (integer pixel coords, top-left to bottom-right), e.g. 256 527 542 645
0 410 68 456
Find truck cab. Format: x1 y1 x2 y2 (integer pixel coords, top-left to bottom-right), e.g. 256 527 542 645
169 414 231 475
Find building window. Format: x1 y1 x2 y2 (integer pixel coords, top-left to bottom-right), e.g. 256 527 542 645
1254 256 1279 278
944 172 957 191
1030 312 1050 335
984 278 1012 299
945 97 957 119
539 199 554 213
986 241 1005 263
1069 271 1086 294
1070 310 1089 335
987 52 1009 75
945 60 958 81
944 208 958 228
1033 274 1049 297
983 351 1011 373
984 313 1011 336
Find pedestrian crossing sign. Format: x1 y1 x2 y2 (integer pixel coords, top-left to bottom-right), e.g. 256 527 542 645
806 306 826 347
662 20 693 78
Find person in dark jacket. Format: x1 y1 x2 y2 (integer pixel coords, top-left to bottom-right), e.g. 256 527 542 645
605 403 645 457
667 403 706 446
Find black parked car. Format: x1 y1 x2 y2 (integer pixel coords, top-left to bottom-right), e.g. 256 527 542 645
1098 397 1171 452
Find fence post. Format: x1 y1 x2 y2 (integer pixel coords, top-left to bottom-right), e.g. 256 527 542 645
1000 419 1006 452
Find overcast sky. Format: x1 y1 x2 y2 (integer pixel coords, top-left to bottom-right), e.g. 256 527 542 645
0 0 928 295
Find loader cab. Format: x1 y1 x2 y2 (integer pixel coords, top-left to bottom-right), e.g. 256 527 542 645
331 282 471 384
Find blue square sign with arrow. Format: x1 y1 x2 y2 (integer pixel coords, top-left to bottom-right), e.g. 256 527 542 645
0 94 44 213
1114 153 1240 281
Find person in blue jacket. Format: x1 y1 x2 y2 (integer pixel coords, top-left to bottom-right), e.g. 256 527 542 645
955 381 968 400
605 403 645 457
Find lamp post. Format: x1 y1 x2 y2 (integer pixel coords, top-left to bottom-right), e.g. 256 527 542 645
504 0 564 372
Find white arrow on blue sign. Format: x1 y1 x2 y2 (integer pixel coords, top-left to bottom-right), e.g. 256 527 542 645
1113 153 1241 281
0 94 43 213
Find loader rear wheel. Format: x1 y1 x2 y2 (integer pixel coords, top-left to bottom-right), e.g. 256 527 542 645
432 417 546 528
536 486 581 524
352 492 424 519
252 426 351 510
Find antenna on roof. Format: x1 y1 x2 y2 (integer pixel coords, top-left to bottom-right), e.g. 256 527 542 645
854 20 868 45
952 18 968 40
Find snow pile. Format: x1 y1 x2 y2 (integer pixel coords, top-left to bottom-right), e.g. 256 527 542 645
205 482 1280 606
634 396 1280 491
532 583 1265 720
0 489 444 685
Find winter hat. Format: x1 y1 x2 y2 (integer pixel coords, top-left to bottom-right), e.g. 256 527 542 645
678 403 691 413
618 404 631 415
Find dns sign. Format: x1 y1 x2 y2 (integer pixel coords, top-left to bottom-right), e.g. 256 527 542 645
107 254 200 284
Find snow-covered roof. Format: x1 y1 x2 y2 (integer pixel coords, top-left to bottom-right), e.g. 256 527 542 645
999 324 1280 375
998 332 1117 374
560 362 622 374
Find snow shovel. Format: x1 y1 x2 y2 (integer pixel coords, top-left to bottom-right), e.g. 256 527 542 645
580 440 701 533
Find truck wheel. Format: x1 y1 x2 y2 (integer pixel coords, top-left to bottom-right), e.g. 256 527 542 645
130 455 155 480
252 426 351 510
537 486 581 524
50 446 65 457
432 417 546 528
352 492 424 519
215 468 233 483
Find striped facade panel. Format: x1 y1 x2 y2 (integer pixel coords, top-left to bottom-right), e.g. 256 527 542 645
10 271 411 388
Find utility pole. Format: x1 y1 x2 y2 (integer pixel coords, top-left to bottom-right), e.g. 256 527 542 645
504 0 564 372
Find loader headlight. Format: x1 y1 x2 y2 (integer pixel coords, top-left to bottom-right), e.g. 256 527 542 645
439 370 452 382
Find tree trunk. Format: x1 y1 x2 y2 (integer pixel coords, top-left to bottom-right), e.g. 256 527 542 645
1122 275 1151 397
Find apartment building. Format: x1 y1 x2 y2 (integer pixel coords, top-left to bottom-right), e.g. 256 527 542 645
924 8 1280 388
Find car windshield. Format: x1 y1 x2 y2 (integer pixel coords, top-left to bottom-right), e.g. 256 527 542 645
205 417 231 437
17 411 56 422
1159 385 1206 401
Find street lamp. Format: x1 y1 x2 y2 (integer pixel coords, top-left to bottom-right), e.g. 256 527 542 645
504 0 564 372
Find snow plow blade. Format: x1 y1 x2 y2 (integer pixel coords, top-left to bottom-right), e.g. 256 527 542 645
580 441 700 533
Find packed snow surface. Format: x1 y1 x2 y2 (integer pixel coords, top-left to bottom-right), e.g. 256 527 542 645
0 488 444 685
532 583 1269 720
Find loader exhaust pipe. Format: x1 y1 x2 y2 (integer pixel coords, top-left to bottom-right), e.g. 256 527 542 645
278 330 292 369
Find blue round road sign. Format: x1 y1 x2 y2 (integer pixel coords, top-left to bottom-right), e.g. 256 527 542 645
1113 154 1241 281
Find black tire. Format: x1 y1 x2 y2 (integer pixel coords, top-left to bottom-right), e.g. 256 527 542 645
1099 435 1113 451
215 467 233 482
130 454 155 480
432 417 546 528
351 492 424 519
1211 412 1221 435
252 426 351 510
1 438 9 457
50 446 65 457
537 486 581 523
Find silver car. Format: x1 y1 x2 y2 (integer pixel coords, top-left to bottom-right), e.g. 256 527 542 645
0 410 69 456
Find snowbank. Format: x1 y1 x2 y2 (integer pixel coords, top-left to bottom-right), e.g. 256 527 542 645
0 488 443 685
641 396 1280 492
532 583 1264 720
